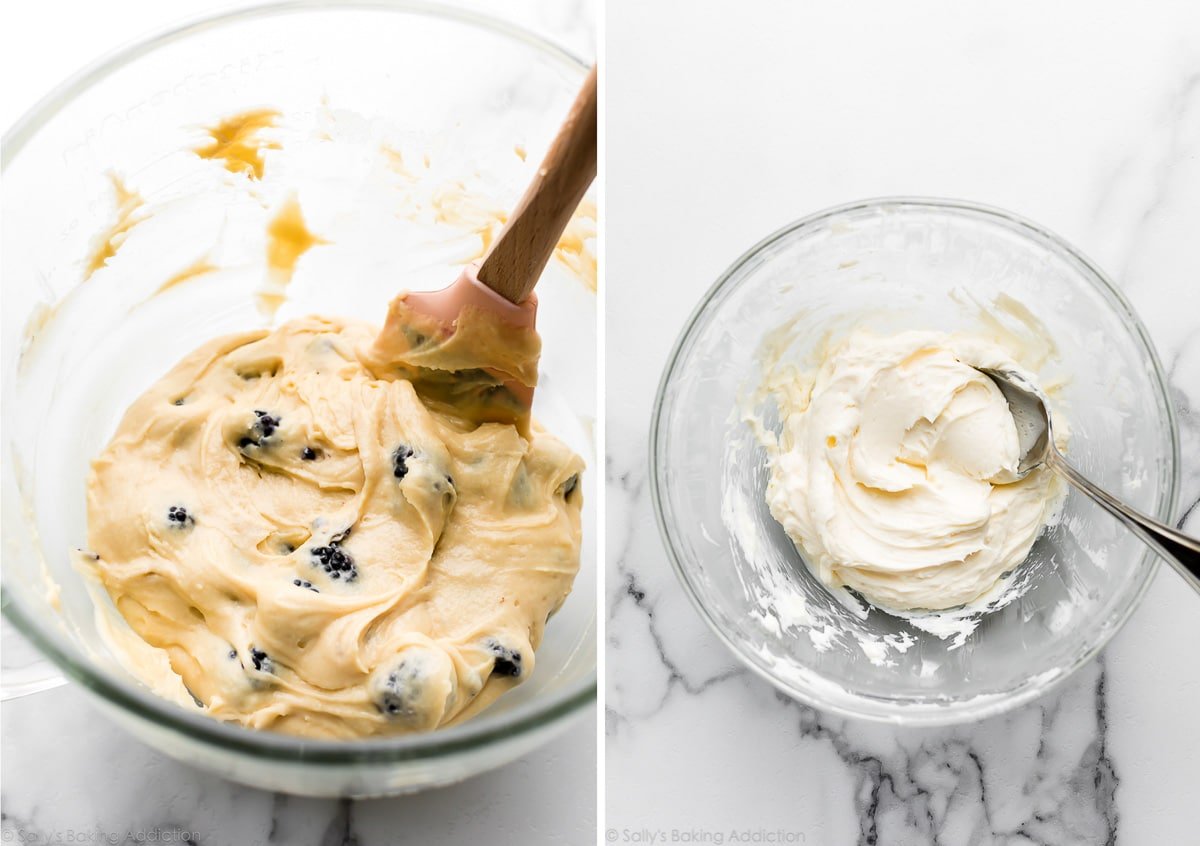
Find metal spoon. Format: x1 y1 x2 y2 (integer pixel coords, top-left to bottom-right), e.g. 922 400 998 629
979 367 1200 594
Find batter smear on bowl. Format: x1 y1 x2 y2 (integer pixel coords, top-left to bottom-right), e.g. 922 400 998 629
79 289 584 738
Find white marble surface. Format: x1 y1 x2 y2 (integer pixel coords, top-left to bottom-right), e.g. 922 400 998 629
606 2 1200 844
1 1 595 844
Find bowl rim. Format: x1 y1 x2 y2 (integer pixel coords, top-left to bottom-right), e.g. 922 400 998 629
2 0 585 163
1 0 596 764
650 195 1181 726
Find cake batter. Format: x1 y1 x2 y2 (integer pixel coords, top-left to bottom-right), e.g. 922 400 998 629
82 295 583 738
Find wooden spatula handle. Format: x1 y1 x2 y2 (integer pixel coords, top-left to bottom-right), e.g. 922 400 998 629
478 65 598 304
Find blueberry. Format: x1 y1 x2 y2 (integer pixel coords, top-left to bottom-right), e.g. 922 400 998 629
239 411 281 451
172 397 186 406
253 410 280 437
311 543 357 582
485 638 523 679
392 445 414 479
301 447 318 461
228 648 238 660
167 506 194 528
292 578 318 593
374 659 424 719
249 647 273 674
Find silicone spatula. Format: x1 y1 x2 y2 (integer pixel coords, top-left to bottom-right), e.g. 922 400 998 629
386 65 598 405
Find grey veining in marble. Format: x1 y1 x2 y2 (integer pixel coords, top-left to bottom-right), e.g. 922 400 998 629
1 682 597 846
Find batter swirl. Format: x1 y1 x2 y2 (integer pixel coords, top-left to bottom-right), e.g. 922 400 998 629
81 303 583 738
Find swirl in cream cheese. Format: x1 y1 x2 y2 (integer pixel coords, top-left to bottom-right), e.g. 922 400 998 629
766 329 1066 611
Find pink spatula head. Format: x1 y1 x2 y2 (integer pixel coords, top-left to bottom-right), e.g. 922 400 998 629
370 264 540 433
370 66 597 433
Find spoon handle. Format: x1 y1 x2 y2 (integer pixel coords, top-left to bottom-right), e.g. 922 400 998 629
1048 450 1200 594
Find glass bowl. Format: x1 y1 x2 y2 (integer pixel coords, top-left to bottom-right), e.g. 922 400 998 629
1 2 595 796
651 198 1179 725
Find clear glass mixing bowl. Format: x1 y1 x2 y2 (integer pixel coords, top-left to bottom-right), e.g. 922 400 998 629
1 2 595 796
651 198 1179 724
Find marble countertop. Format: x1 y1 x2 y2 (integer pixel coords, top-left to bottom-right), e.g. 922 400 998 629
605 2 1200 845
1 1 595 845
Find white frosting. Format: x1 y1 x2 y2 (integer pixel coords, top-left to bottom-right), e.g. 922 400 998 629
766 329 1066 611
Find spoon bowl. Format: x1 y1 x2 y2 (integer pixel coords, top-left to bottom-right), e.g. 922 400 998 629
977 367 1053 479
982 367 1200 592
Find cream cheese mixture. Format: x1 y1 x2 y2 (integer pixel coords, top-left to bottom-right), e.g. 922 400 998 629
765 329 1065 611
79 294 583 739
